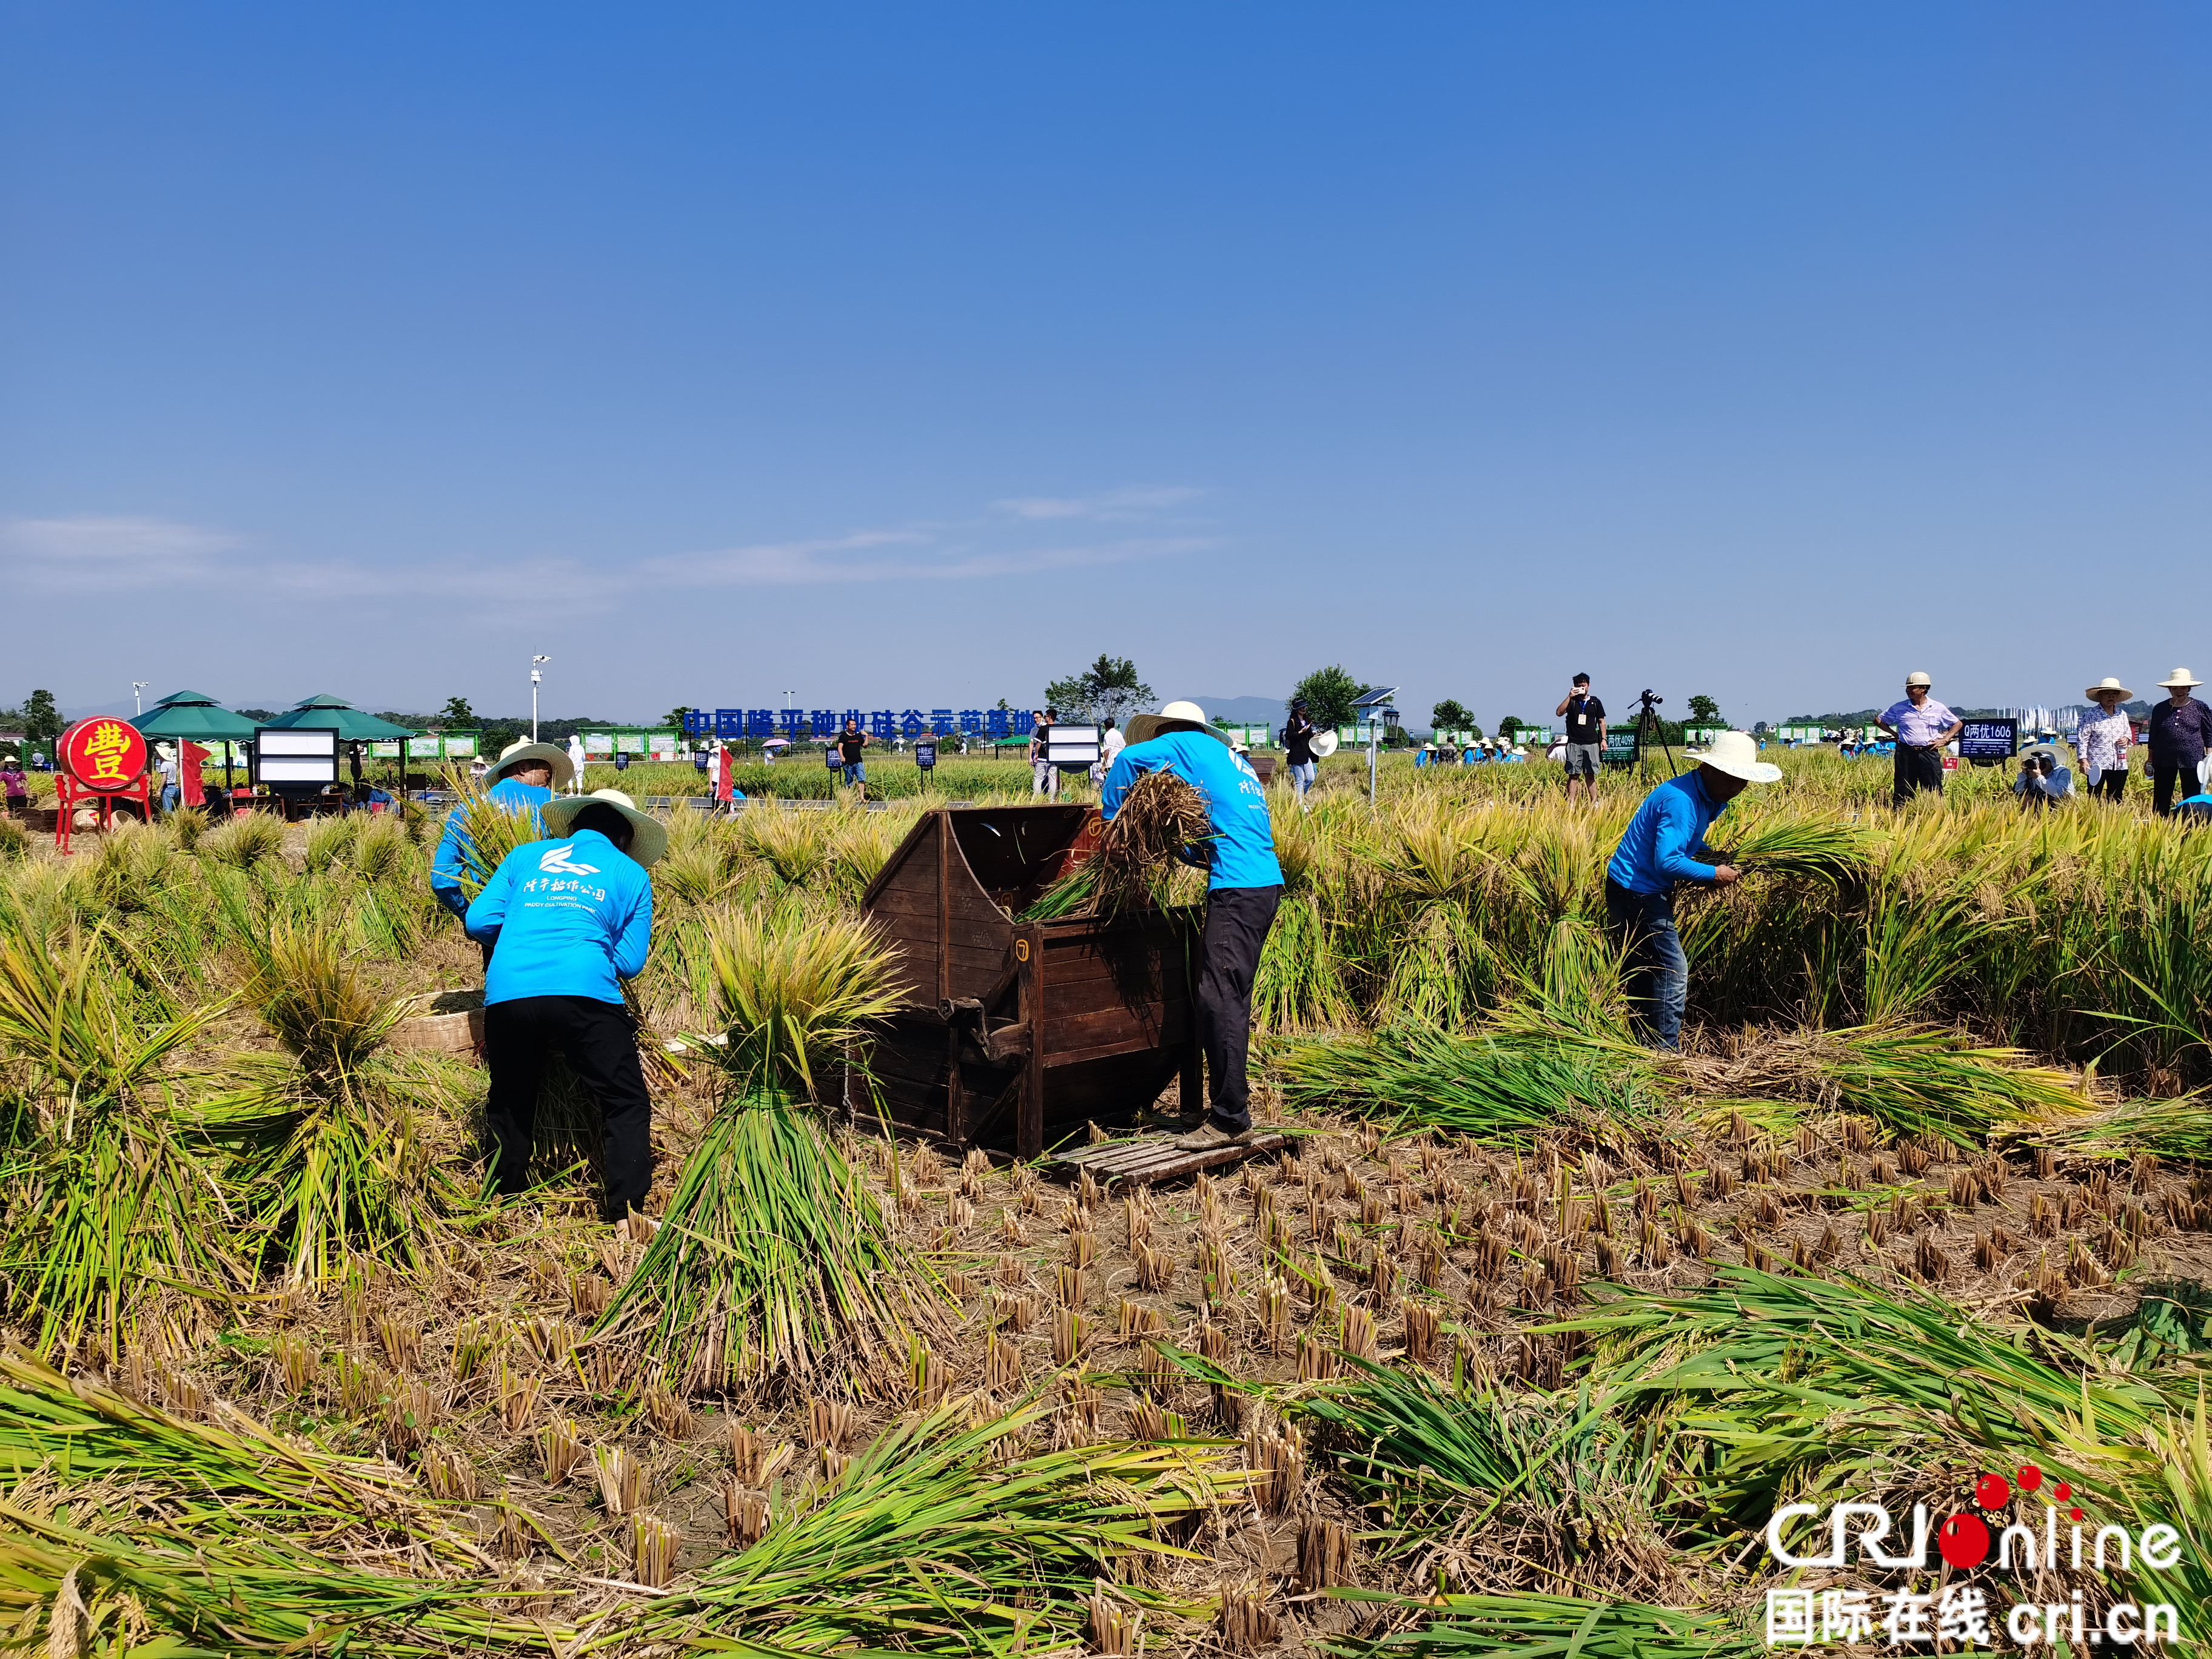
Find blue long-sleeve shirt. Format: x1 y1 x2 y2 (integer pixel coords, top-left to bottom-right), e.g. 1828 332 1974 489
1606 771 1728 894
1101 730 1283 891
464 828 654 1005
430 777 553 909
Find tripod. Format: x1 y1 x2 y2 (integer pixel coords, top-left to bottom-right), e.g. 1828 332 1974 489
1632 689 1679 781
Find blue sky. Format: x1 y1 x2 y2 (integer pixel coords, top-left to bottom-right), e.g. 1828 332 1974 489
4 4 2206 728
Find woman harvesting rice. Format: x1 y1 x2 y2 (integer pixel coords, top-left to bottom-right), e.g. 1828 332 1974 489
1101 700 1282 1150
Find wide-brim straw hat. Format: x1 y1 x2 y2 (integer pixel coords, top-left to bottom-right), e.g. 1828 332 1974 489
1697 730 1783 785
1310 729 1339 758
540 788 668 868
491 739 575 788
2159 667 2203 689
1124 700 1231 748
2085 676 2134 702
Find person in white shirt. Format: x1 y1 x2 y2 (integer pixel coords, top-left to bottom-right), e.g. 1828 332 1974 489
2074 678 2134 802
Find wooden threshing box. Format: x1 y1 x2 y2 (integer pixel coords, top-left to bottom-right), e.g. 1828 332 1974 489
850 805 1200 1158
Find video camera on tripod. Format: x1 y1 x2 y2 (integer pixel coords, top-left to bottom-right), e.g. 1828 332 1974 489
1632 689 1678 778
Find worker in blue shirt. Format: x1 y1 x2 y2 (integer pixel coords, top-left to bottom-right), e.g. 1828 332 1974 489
430 739 574 918
1604 731 1781 1051
1102 700 1284 1151
466 788 666 1224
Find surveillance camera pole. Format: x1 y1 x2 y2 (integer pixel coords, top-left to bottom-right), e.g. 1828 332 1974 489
531 655 551 741
132 682 147 716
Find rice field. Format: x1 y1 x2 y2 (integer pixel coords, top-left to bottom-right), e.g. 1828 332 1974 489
2 748 2210 1655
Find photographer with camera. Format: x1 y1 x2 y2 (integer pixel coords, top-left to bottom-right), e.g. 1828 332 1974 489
1555 673 1605 804
1604 731 1781 1051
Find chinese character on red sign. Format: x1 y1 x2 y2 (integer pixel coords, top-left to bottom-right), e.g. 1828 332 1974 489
59 718 149 792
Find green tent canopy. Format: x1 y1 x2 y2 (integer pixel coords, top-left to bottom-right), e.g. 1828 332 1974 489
259 694 418 742
130 689 260 744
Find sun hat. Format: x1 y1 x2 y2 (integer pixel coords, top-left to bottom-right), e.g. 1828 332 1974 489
491 739 576 788
1697 730 1783 785
2084 676 2134 702
1123 700 1231 748
2159 668 2203 689
1309 729 1339 758
540 788 669 867
1904 671 1933 688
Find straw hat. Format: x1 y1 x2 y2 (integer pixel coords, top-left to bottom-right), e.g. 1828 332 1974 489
1123 700 1230 748
2159 667 2203 689
1697 731 1783 785
491 738 575 788
540 788 668 867
1310 729 1339 758
1904 671 1933 688
2084 675 2134 703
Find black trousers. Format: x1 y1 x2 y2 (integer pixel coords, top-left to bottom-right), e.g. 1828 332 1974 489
2090 769 2128 802
1196 885 1281 1133
2153 761 2196 816
1892 745 1943 806
482 996 653 1222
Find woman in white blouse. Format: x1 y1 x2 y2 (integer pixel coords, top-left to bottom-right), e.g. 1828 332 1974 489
2075 678 2135 802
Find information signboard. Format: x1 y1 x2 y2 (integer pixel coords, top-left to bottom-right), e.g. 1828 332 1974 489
1603 725 1640 766
1047 723 1101 768
257 728 338 786
407 736 442 759
1958 717 2019 765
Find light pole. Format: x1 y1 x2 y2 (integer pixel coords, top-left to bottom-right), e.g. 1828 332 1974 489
1353 686 1400 809
132 682 148 716
531 657 550 741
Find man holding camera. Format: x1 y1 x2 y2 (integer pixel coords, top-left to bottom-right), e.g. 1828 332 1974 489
1874 671 1962 808
1555 674 1605 805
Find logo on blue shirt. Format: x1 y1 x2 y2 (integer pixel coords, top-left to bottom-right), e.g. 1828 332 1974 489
538 843 602 876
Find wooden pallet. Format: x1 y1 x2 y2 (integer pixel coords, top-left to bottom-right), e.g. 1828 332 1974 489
1051 1131 1287 1188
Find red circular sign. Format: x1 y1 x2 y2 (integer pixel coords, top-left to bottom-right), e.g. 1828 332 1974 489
58 718 150 792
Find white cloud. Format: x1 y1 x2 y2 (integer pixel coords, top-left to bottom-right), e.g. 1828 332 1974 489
646 530 1213 587
991 486 1207 522
1 515 242 588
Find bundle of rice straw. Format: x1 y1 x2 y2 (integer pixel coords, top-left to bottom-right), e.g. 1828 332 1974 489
1022 771 1213 920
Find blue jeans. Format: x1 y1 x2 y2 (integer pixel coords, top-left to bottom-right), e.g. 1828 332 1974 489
842 762 865 785
159 785 180 814
1606 879 1686 1051
1290 760 1316 796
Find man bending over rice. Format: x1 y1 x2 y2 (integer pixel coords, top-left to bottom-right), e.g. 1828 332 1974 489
1101 701 1283 1150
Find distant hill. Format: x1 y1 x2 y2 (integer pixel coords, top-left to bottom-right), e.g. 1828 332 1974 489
1191 695 1289 725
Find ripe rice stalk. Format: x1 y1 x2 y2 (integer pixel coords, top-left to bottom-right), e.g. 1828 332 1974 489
0 926 241 1355
605 905 935 1384
1279 1022 1657 1145
1330 1594 1760 1658
444 776 545 902
620 1398 1242 1655
213 917 457 1282
1021 771 1213 921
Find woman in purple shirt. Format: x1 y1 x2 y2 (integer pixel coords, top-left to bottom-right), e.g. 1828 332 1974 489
0 761 25 816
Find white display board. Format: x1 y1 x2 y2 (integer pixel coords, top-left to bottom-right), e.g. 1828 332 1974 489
256 728 338 785
1047 723 1101 765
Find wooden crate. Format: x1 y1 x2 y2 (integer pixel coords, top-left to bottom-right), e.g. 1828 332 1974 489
846 805 1200 1159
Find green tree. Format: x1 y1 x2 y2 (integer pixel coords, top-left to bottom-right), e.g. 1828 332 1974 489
1044 654 1155 726
1685 694 1723 726
22 690 61 756
1291 665 1370 729
1497 715 1526 741
1430 698 1474 735
665 706 696 740
438 695 477 728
